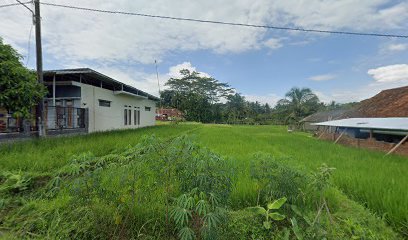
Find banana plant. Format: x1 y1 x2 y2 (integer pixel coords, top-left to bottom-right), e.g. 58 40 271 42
247 197 287 229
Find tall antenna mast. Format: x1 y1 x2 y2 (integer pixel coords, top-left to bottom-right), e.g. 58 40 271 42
155 60 162 109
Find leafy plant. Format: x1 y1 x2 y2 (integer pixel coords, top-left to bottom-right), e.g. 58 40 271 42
247 197 287 230
310 164 336 225
0 171 31 194
0 38 47 118
250 153 306 204
290 206 328 240
170 188 226 240
175 146 234 204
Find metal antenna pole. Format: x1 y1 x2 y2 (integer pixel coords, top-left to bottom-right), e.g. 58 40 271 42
155 60 162 110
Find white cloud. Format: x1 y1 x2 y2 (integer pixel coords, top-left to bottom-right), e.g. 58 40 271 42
313 91 333 103
1 0 407 66
387 43 408 52
168 62 211 78
308 74 336 81
263 38 283 50
313 64 408 103
97 67 163 97
2 0 408 100
243 94 281 106
367 64 408 83
93 62 211 97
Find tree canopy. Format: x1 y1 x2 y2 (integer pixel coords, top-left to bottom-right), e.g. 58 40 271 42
161 70 274 124
160 69 354 125
0 38 46 118
273 87 322 124
162 69 234 122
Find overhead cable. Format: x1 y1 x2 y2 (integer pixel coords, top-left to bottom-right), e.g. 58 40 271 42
39 2 408 39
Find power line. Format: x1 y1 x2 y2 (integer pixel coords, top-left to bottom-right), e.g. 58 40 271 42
0 1 31 8
39 2 408 39
15 0 34 14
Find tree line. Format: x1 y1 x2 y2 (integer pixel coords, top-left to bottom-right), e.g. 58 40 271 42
160 69 353 125
1 37 353 126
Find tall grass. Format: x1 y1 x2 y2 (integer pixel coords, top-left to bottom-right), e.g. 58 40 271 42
1 123 407 235
0 124 202 173
193 124 408 234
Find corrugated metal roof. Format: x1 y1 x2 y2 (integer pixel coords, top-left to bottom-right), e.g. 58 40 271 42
44 68 160 101
312 118 408 131
300 109 350 122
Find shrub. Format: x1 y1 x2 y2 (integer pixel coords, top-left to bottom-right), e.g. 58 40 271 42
250 153 307 205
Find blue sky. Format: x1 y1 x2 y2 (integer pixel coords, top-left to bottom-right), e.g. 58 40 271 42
1 0 408 105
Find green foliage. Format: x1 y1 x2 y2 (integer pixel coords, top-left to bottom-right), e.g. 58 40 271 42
171 188 226 240
221 210 275 239
247 197 287 230
162 69 234 122
273 87 322 124
0 171 31 194
310 163 336 193
161 70 273 124
0 124 403 239
0 38 47 118
175 147 234 203
250 153 307 204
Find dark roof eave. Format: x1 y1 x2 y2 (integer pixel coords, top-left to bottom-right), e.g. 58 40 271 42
44 68 159 101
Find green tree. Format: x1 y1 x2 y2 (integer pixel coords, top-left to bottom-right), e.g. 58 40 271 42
275 87 322 124
163 69 233 122
224 93 247 123
0 38 46 118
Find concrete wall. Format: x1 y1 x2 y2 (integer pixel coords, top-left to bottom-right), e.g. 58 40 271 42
80 83 156 133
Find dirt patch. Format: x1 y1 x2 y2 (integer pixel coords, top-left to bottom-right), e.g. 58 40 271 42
319 132 408 157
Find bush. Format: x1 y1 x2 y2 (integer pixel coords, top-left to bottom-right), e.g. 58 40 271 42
250 153 308 205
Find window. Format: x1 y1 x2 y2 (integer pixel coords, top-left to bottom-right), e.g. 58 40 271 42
128 109 132 125
124 109 127 125
99 99 111 107
145 106 151 111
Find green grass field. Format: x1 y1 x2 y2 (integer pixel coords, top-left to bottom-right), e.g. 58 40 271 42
192 124 408 234
1 123 407 238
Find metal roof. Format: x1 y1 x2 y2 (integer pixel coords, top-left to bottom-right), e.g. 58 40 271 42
300 109 350 122
43 68 160 101
312 118 408 131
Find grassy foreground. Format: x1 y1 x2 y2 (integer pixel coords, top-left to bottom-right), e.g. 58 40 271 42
1 123 407 238
193 124 408 235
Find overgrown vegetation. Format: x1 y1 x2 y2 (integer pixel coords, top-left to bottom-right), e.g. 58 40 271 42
0 37 47 119
196 124 408 237
0 124 405 239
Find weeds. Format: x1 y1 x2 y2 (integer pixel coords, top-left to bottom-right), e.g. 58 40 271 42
0 124 403 239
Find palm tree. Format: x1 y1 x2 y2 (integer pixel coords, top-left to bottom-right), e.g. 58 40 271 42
277 87 321 124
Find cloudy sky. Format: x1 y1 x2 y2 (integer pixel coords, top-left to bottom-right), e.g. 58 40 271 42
1 0 408 105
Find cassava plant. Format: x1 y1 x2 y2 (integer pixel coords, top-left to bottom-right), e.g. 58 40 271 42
250 153 306 205
170 188 226 240
310 163 336 225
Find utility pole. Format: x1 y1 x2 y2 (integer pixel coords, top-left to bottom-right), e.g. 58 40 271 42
34 0 45 136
